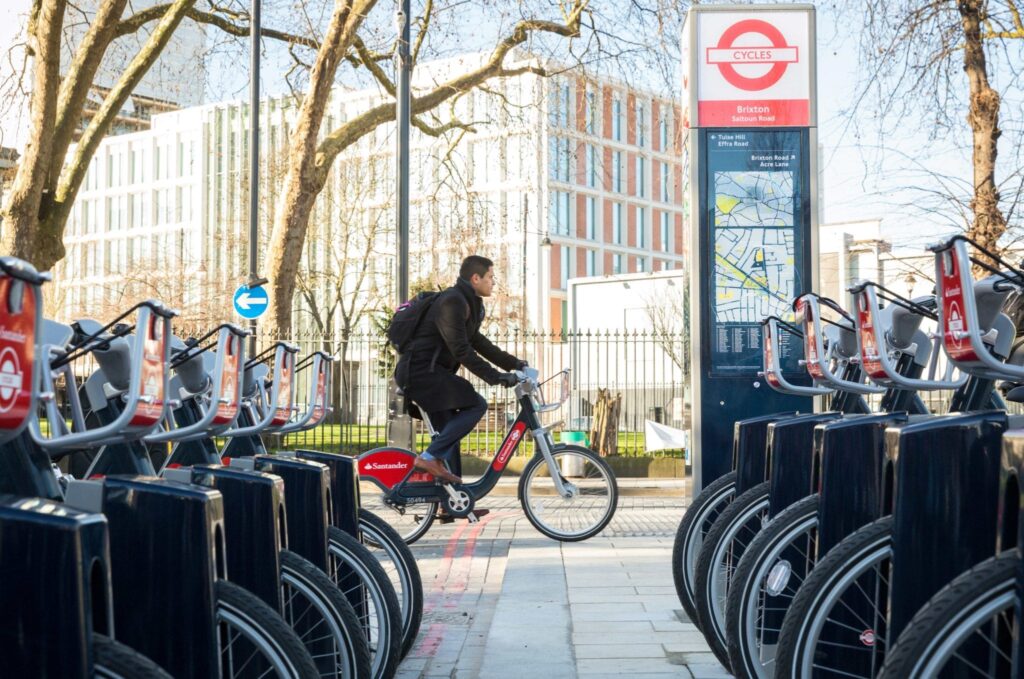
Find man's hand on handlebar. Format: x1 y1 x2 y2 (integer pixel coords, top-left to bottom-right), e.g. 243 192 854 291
515 359 529 370
496 372 519 388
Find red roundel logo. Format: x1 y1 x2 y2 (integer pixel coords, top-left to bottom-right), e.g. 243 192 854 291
707 19 798 91
859 629 876 646
0 346 24 414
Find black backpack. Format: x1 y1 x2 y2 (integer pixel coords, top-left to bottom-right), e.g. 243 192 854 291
386 291 439 353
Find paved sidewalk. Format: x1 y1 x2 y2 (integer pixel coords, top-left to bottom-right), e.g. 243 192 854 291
396 495 731 678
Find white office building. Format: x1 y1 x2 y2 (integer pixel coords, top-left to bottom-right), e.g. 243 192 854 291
52 51 689 330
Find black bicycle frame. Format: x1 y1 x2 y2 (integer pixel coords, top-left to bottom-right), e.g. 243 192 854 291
387 390 544 506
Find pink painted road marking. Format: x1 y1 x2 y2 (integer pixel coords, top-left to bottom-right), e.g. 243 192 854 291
411 512 514 659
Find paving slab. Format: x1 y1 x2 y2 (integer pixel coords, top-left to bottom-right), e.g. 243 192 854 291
395 495 731 677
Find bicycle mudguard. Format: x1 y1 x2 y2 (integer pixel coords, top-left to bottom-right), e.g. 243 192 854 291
188 464 287 612
75 475 224 679
295 449 360 539
358 447 434 491
885 411 1007 641
732 412 797 496
765 412 840 517
251 455 331 571
0 495 111 679
815 412 908 556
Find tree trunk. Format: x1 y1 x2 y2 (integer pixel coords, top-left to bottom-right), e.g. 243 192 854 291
31 0 197 273
0 0 66 262
588 388 621 457
959 0 1005 272
265 0 374 334
47 0 128 191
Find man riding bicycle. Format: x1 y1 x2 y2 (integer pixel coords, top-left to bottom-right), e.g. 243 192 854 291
394 255 526 489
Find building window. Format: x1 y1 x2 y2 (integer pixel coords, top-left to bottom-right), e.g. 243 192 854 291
659 115 669 150
612 96 624 142
636 101 646 147
549 136 571 183
613 253 623 275
612 151 623 192
560 246 570 289
549 80 571 129
586 196 597 240
660 212 671 252
637 257 647 273
585 87 598 135
636 156 646 198
612 203 623 244
549 190 572 236
637 206 646 249
585 144 597 188
586 249 596 276
660 161 670 202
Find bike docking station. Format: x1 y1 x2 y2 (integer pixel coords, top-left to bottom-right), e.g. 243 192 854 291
31 301 232 679
881 237 1019 648
682 4 818 491
0 259 114 679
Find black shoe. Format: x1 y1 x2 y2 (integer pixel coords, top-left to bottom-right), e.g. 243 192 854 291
436 512 456 524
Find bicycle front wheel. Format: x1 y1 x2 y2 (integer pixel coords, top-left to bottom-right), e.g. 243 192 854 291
93 633 173 678
878 550 1017 679
775 516 894 679
280 549 372 679
519 445 618 542
693 481 771 669
673 471 738 629
326 526 403 679
726 493 819 679
215 579 319 679
358 508 424 659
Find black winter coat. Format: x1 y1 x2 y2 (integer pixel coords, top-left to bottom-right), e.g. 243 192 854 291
394 278 520 412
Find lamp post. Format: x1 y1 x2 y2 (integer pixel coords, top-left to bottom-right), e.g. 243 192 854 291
248 0 262 356
395 0 412 306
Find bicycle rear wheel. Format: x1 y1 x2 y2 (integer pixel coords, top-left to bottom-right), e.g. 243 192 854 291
215 579 319 679
518 445 618 542
359 490 437 545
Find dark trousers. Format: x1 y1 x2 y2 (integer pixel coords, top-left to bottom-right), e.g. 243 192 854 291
421 394 487 478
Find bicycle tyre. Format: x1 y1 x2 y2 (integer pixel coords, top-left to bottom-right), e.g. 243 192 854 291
693 480 771 670
280 549 372 679
93 633 173 678
215 579 319 679
878 550 1018 679
358 508 424 658
774 516 894 679
672 471 737 629
518 444 618 542
726 493 819 679
326 526 403 679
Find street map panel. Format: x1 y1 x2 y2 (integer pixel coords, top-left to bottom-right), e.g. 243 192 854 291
713 170 796 323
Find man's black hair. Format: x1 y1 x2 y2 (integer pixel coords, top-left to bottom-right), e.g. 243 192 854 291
459 255 493 281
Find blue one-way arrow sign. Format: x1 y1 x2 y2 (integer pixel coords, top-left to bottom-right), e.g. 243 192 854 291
233 284 269 320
